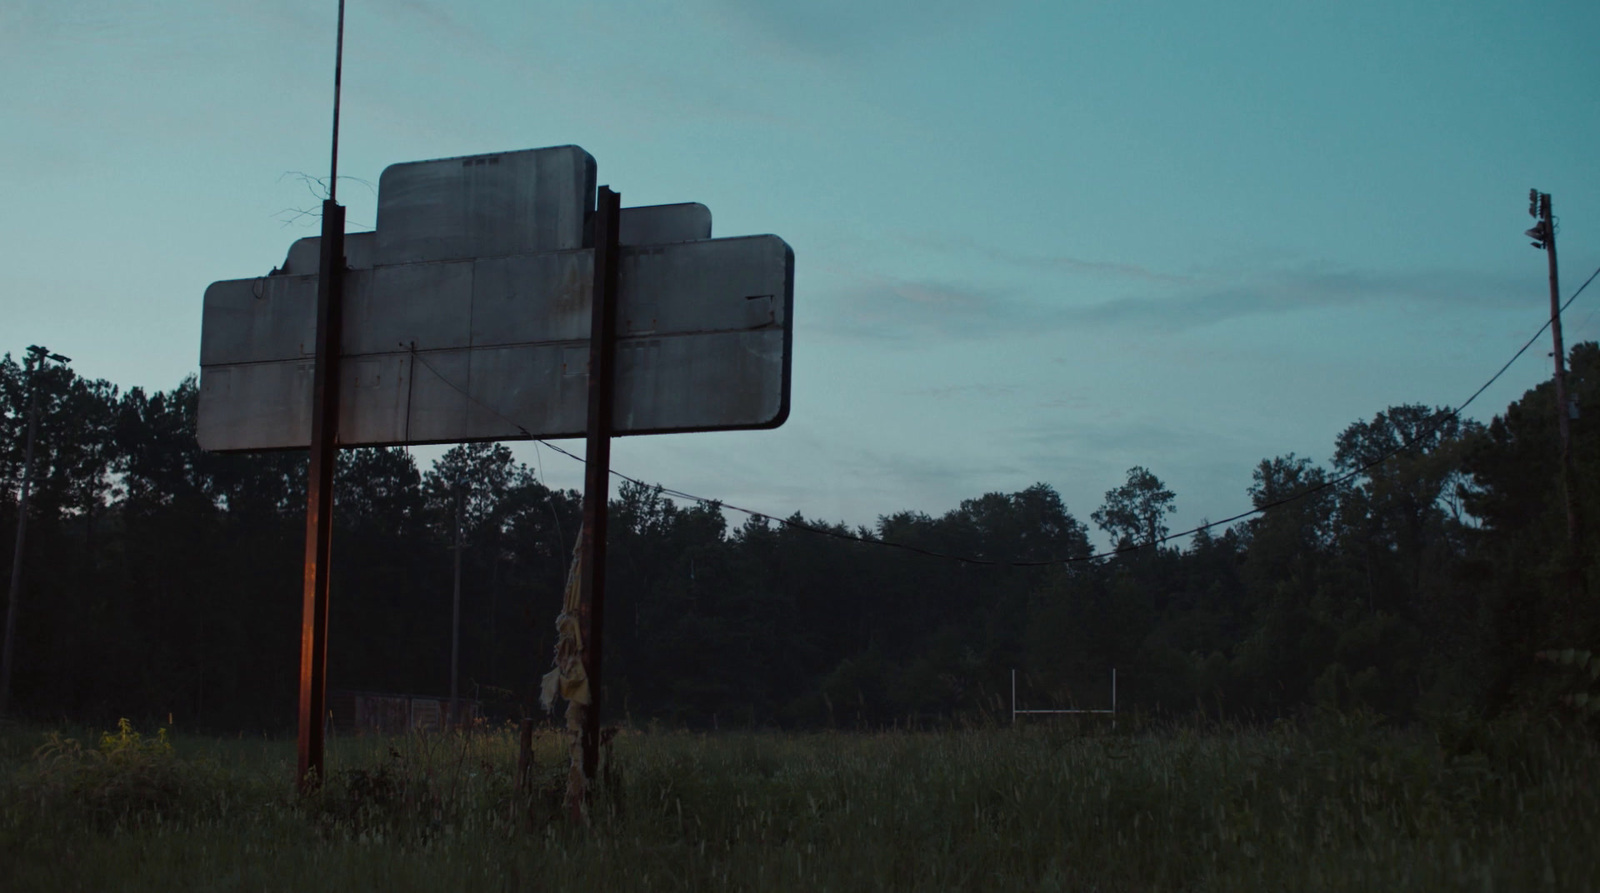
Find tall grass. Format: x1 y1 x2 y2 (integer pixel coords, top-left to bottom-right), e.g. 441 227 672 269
1 714 1594 891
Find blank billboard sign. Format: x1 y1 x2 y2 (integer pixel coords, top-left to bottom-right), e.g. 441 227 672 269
197 147 792 452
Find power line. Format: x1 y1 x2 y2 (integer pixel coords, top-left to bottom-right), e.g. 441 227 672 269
407 263 1600 567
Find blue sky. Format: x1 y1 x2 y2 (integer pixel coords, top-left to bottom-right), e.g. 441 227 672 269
4 0 1598 546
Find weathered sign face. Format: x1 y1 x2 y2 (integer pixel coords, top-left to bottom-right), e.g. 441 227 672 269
196 147 792 452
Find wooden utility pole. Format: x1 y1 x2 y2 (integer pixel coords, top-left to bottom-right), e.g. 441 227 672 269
1527 189 1586 600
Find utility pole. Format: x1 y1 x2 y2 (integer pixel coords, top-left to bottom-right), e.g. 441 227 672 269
1526 189 1586 601
2 345 70 719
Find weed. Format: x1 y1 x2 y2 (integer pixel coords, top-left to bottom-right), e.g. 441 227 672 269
17 718 213 829
1 720 1597 891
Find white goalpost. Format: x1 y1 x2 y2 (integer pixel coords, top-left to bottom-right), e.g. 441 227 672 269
1011 668 1117 729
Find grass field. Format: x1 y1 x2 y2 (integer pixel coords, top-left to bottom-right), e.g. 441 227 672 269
0 713 1594 891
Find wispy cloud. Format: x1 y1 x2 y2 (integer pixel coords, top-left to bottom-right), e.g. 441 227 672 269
1064 267 1530 332
903 232 1190 284
817 262 1533 343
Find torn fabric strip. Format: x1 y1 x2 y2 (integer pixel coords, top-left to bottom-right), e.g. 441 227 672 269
539 538 591 815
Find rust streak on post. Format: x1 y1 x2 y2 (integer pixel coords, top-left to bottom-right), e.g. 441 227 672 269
297 200 345 791
580 186 621 786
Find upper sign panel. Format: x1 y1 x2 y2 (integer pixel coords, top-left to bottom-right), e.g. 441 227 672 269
375 146 597 265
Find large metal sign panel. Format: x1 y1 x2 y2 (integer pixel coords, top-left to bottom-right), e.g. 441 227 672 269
197 235 793 451
198 146 793 452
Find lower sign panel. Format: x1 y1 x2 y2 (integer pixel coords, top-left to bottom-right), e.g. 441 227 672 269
199 330 787 449
197 235 792 450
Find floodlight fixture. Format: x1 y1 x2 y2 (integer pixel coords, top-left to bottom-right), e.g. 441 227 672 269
1526 221 1550 250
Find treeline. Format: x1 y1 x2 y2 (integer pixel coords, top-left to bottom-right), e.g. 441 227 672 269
1 345 1597 731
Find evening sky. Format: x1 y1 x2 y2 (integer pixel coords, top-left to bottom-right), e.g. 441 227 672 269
3 0 1597 548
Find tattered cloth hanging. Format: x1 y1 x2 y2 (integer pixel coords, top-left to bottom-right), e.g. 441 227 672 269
539 538 591 815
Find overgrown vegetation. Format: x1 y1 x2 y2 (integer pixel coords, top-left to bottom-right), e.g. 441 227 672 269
1 718 1596 891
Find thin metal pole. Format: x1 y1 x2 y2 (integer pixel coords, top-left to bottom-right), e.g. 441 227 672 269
579 186 621 784
1111 668 1117 731
1010 669 1016 726
0 355 42 719
329 0 345 203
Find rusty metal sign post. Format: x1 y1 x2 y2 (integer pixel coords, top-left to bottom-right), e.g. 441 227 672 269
578 186 621 786
297 198 345 789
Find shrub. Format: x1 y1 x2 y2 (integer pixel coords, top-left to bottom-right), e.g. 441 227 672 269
24 718 203 827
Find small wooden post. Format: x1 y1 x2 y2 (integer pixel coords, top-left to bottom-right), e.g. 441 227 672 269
516 718 535 793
